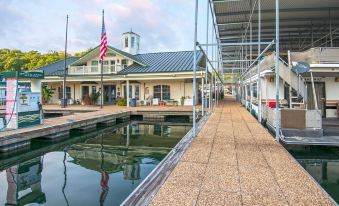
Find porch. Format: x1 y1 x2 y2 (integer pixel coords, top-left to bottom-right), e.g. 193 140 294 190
44 78 201 107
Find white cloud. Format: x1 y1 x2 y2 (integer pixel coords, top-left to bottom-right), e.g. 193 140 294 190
0 0 199 54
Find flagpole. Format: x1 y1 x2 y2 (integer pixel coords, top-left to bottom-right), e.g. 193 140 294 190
100 10 104 109
62 14 69 108
100 59 103 109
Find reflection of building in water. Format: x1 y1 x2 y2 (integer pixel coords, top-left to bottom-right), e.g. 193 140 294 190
5 157 45 205
67 124 186 178
118 123 190 138
123 163 141 181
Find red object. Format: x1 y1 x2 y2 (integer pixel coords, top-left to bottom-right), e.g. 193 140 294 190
159 101 165 106
100 11 107 60
268 101 276 108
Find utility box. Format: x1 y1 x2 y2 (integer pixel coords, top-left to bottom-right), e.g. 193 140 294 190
2 71 44 129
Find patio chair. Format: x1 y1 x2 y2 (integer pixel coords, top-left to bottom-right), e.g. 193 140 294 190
152 98 159 106
146 95 153 106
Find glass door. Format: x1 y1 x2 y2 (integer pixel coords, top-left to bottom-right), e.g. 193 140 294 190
104 85 116 104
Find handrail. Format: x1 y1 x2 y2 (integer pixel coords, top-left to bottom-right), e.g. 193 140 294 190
69 65 119 75
241 40 275 77
197 42 224 84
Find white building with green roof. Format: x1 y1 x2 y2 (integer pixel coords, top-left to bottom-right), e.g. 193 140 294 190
36 31 208 106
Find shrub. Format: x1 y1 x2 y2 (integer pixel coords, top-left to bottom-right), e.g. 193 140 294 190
117 97 127 106
42 83 54 104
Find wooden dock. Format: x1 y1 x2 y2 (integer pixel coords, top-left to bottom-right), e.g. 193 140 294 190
282 136 339 146
0 110 130 152
125 97 336 205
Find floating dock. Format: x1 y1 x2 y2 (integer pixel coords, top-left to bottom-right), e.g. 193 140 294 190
0 110 130 152
124 97 336 205
282 136 339 146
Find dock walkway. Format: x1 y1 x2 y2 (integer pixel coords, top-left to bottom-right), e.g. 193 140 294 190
150 97 335 205
0 110 130 152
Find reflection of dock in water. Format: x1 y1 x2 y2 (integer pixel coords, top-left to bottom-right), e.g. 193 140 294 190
67 123 187 176
0 122 130 171
5 157 45 205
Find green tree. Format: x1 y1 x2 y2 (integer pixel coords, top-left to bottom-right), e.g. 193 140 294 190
0 48 87 71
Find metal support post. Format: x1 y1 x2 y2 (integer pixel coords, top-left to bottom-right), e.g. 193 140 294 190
329 9 333 47
250 22 253 63
62 15 69 109
275 0 280 141
310 72 318 110
205 0 210 114
192 0 198 137
257 0 262 122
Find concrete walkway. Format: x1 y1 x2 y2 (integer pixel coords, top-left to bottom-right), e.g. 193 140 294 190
150 97 335 206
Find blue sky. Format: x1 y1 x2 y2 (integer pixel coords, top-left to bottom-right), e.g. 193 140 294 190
0 0 211 54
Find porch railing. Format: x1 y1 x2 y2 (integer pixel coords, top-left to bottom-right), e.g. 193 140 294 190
68 65 124 75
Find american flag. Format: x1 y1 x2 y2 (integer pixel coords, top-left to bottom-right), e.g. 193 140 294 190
100 10 107 61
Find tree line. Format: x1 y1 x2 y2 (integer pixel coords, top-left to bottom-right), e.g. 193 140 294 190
0 48 92 72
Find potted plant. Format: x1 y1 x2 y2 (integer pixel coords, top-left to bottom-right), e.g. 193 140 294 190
180 96 185 106
41 83 54 104
82 95 91 105
90 91 101 105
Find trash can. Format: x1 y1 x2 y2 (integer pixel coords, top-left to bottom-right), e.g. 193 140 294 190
205 98 209 108
130 98 137 107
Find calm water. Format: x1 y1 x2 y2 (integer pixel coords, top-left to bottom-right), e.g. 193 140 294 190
0 122 191 206
287 145 339 203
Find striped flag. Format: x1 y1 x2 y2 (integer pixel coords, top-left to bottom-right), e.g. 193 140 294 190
100 10 107 61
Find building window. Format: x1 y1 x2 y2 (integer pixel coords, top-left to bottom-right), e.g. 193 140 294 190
153 85 161 99
153 85 170 100
92 86 96 95
91 60 99 72
135 85 140 100
125 37 128 48
131 36 135 48
58 86 71 99
162 85 170 100
110 60 115 65
129 85 133 98
122 59 128 68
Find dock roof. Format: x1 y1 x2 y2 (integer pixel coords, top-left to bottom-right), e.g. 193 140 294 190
211 0 339 73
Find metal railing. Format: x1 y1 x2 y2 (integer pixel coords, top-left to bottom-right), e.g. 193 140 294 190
68 65 123 75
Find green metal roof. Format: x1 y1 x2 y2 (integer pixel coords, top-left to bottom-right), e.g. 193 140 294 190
118 51 204 74
35 57 80 76
35 50 205 77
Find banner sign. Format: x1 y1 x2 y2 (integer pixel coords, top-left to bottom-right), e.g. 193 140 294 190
5 78 18 129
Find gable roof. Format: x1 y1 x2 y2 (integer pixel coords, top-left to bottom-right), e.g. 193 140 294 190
118 51 204 74
35 57 79 76
70 45 146 66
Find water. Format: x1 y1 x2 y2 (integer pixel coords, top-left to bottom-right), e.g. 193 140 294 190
287 145 339 204
0 122 191 206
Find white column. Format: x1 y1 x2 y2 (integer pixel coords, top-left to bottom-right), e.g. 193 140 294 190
127 80 130 107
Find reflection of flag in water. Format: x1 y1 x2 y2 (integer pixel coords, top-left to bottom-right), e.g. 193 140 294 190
100 10 107 61
99 171 109 206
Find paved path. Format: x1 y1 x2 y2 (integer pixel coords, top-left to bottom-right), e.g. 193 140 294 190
151 97 335 206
